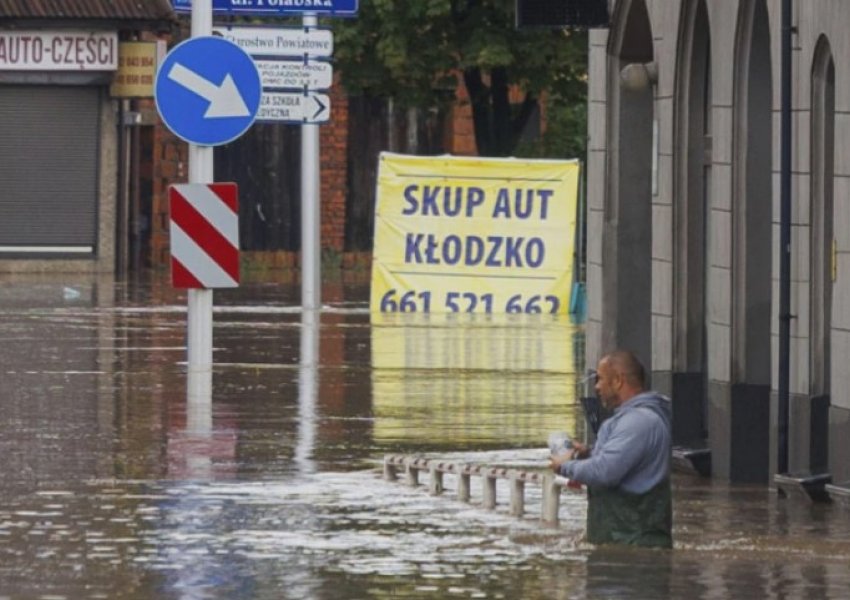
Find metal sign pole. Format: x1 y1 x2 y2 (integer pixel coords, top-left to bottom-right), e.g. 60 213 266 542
301 13 321 312
188 0 214 402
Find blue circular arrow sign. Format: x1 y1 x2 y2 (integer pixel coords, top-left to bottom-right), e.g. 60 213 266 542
155 36 261 146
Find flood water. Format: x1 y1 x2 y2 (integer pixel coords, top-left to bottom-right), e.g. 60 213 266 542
1 273 849 599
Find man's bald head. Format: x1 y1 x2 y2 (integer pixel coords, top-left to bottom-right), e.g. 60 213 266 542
600 350 647 390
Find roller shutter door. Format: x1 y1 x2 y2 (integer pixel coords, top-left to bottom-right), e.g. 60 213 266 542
0 85 99 254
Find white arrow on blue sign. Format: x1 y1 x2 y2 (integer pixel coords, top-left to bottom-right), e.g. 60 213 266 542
155 36 261 146
172 0 358 16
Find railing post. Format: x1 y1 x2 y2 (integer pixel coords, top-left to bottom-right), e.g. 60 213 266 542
386 457 571 527
509 472 525 517
458 467 471 502
429 465 444 496
405 458 419 487
383 456 397 481
483 469 498 510
542 474 561 525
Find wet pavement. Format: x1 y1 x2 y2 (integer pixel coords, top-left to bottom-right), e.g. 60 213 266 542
1 273 849 599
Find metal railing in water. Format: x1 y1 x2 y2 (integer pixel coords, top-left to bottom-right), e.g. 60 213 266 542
382 454 579 525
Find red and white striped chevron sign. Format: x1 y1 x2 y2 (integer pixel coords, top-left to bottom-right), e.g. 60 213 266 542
169 183 240 288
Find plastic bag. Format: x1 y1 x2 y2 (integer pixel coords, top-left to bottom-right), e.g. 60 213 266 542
547 431 573 456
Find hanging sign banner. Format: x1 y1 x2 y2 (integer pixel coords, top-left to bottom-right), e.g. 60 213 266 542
110 41 164 98
370 153 580 314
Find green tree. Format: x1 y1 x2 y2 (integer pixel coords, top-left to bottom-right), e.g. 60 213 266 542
331 0 587 157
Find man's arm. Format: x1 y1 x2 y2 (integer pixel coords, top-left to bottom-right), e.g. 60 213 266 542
554 413 653 487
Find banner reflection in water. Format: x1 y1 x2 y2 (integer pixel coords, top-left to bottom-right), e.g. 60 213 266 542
371 312 584 447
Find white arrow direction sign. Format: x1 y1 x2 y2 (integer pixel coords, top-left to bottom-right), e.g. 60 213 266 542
257 92 331 124
256 59 333 91
168 62 251 118
155 36 261 146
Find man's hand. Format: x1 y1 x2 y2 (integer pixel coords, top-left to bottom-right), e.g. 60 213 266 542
549 442 591 473
570 441 590 459
549 452 570 473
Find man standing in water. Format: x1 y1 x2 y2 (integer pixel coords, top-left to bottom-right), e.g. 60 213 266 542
550 350 673 548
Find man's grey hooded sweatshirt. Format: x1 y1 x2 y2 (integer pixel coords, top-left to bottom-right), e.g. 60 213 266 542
559 391 671 493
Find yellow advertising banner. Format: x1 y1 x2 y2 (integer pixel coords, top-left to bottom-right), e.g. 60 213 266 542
370 153 580 314
109 41 162 98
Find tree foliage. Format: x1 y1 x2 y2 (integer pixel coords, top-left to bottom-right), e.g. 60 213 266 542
331 0 587 157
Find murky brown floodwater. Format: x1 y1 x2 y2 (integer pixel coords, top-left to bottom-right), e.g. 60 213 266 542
1 273 849 599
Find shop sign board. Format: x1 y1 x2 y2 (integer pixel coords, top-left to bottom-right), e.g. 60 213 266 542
0 30 117 71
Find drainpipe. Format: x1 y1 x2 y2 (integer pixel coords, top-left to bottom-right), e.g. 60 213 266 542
778 0 792 475
116 98 129 277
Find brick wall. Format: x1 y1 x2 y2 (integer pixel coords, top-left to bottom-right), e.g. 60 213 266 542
445 72 477 156
319 75 349 253
146 75 478 270
150 104 188 270
147 80 350 270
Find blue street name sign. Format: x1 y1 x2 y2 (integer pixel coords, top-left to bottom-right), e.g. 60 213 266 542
171 0 359 17
155 36 261 146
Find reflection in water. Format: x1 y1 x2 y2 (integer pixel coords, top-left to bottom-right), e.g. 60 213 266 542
1 275 850 598
371 312 585 448
296 309 320 474
184 368 213 479
166 318 242 599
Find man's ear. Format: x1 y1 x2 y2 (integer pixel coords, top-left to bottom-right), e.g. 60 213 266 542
612 372 623 390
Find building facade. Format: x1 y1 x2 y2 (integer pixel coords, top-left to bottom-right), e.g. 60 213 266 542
586 0 850 486
0 0 176 273
0 2 484 277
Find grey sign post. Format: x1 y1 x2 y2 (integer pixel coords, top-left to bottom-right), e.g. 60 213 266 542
214 23 336 311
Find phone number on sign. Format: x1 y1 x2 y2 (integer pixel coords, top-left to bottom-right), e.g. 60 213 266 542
379 289 562 314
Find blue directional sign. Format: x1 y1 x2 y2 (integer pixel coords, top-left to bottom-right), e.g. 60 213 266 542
155 36 261 146
171 0 358 17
